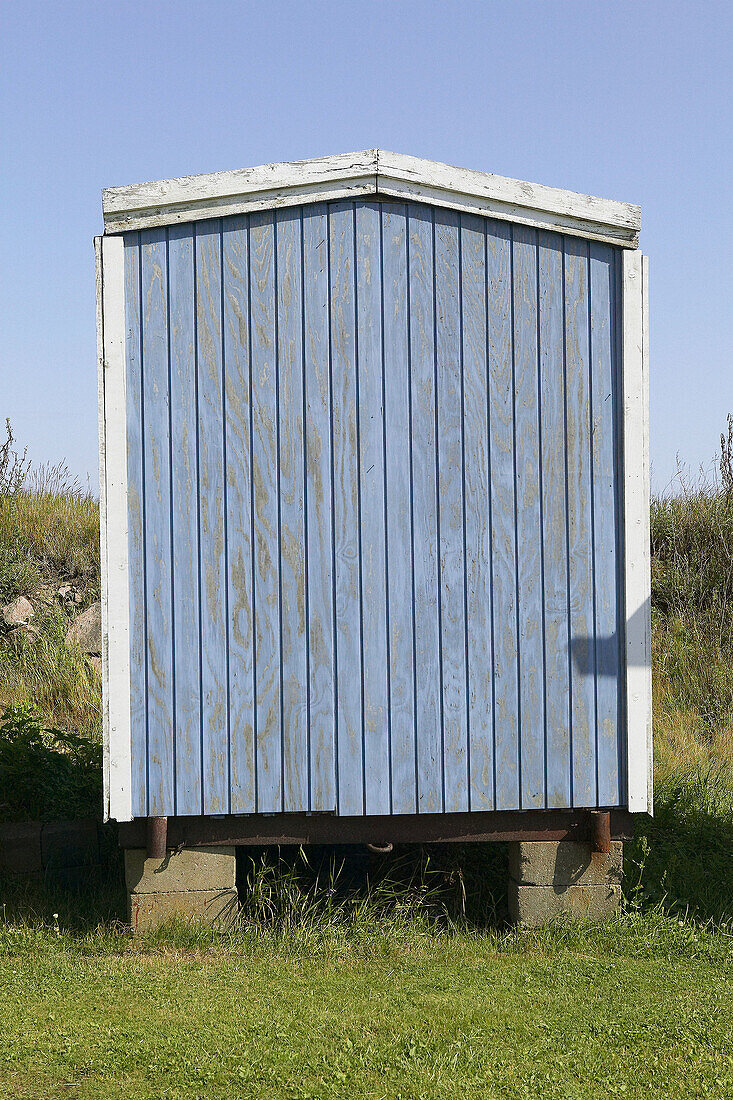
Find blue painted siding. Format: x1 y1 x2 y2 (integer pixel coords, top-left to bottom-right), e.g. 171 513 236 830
123 201 624 817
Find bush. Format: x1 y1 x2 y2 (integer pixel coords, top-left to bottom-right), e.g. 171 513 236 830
0 704 102 822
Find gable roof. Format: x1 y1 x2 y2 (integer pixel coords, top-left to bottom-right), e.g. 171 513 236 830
102 149 640 247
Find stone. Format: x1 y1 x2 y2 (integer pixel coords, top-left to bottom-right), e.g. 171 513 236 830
507 839 624 926
0 822 43 874
7 623 41 650
2 595 34 628
57 584 83 605
508 882 622 927
125 846 236 893
508 840 623 888
66 601 102 655
128 889 239 933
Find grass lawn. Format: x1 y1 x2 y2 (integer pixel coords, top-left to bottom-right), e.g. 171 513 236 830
1 918 732 1100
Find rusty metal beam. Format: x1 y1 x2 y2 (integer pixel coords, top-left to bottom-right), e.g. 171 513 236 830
590 810 612 855
119 809 635 850
145 816 168 860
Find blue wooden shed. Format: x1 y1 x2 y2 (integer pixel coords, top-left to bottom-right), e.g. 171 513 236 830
97 151 651 849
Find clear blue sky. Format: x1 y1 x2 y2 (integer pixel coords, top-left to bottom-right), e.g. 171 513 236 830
1 0 731 494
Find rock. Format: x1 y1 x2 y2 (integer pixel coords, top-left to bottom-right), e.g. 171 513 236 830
2 596 34 628
66 601 102 655
57 584 83 605
7 624 41 650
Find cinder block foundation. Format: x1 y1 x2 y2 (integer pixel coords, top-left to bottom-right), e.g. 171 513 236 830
125 846 237 933
508 840 623 927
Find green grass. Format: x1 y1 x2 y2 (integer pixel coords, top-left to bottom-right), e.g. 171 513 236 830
0 917 731 1100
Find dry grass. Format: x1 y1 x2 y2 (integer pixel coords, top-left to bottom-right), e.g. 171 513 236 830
0 447 101 738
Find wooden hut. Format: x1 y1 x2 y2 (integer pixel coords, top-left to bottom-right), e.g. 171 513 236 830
96 151 650 927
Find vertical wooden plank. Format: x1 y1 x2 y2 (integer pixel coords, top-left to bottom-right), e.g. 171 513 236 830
408 204 442 813
565 236 597 807
356 203 389 816
538 231 571 808
435 208 468 813
223 215 255 813
169 225 202 815
461 214 493 810
590 241 621 806
124 235 147 817
196 220 229 815
249 211 282 811
382 204 416 814
140 230 174 816
303 204 336 811
487 221 519 810
623 249 652 813
512 225 545 809
102 235 132 822
277 208 309 812
330 202 363 816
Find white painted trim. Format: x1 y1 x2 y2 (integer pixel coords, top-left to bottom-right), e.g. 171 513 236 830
100 235 133 821
102 149 640 247
622 249 652 813
95 238 110 818
643 254 653 813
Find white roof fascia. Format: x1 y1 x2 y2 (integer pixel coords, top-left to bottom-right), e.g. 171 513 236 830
102 149 640 247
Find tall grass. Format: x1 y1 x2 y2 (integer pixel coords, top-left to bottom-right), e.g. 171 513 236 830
0 427 100 738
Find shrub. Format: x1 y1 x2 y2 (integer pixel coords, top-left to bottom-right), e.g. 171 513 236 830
0 704 102 822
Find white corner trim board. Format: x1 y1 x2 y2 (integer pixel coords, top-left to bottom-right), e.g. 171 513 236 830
95 238 110 815
622 249 653 814
102 150 641 247
98 234 132 822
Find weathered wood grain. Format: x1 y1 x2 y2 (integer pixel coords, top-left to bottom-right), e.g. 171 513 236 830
140 230 175 816
487 221 520 810
276 208 308 813
222 215 255 813
408 204 443 813
590 242 621 806
330 203 363 815
249 211 282 812
109 198 632 824
104 150 640 247
461 214 493 811
169 224 202 815
565 236 597 807
356 203 389 816
538 231 571 808
302 204 336 811
512 225 545 810
124 235 148 817
623 248 652 813
100 235 132 822
382 204 416 814
195 221 229 814
435 208 468 813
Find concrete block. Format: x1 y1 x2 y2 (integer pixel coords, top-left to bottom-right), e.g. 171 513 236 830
42 820 100 871
124 846 236 893
0 822 42 874
508 882 622 927
508 840 623 888
129 889 239 933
